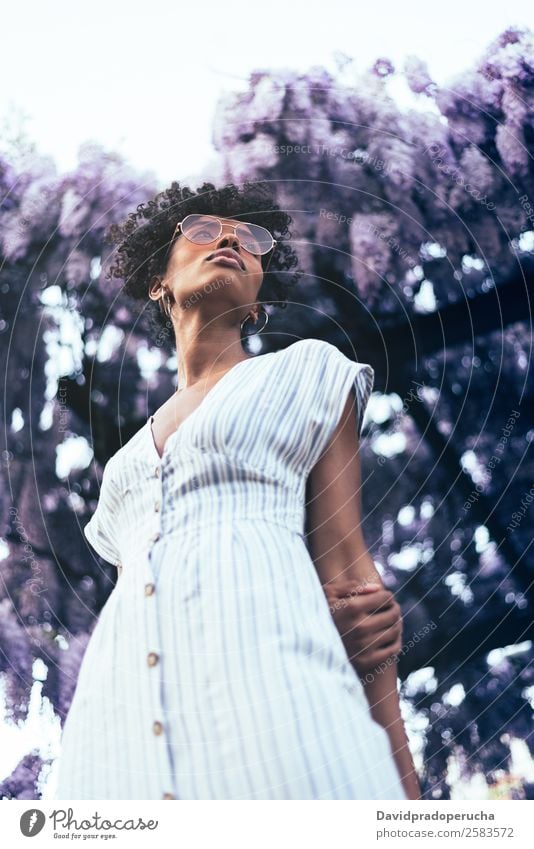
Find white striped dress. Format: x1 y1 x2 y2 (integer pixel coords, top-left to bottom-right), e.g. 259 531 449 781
54 338 407 800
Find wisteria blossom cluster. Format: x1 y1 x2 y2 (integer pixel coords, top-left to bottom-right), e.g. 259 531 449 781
210 27 533 311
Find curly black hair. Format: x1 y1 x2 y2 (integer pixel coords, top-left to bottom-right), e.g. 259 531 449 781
104 180 300 349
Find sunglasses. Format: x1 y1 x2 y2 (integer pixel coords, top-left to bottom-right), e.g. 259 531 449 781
168 214 277 258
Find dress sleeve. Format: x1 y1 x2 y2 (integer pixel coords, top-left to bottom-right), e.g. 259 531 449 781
302 339 375 474
83 458 122 567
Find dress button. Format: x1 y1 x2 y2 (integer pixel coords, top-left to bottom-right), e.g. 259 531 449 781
162 792 175 799
155 467 161 478
152 720 164 735
147 652 159 667
150 532 161 544
154 500 161 512
145 582 156 596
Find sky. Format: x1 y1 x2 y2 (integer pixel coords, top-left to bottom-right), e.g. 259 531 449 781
1 0 532 187
1 0 533 799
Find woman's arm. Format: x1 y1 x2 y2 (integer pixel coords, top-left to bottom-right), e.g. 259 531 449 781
323 571 421 800
305 389 421 800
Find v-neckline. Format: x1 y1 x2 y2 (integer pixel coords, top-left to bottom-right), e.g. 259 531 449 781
146 351 277 462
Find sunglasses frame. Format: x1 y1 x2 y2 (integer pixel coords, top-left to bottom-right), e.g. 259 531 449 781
168 214 277 259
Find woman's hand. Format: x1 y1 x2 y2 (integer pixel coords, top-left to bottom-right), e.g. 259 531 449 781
323 579 403 677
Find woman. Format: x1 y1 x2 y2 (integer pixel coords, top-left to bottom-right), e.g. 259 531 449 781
54 180 420 801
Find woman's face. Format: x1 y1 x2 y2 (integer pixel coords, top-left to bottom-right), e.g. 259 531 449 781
162 215 265 314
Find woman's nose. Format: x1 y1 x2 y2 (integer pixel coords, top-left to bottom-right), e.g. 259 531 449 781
216 230 241 250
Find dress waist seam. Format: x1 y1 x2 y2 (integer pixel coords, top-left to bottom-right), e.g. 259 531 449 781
159 516 306 538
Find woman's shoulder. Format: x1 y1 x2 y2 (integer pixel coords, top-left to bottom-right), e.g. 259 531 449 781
280 337 339 361
284 337 356 356
282 337 372 372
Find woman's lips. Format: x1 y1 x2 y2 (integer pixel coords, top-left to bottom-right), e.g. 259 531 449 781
207 256 243 269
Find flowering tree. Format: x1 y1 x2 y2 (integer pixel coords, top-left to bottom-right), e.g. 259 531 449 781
1 27 533 799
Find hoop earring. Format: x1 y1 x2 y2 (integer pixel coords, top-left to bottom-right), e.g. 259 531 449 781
240 306 269 337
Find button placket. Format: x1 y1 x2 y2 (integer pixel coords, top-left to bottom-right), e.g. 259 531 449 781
145 590 174 793
144 459 177 799
148 461 162 550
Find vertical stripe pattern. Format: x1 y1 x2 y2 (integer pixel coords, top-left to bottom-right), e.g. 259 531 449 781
54 338 406 800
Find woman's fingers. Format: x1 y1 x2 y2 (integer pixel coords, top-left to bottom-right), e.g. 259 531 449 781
361 628 403 666
369 620 403 650
333 587 395 615
356 618 401 648
327 582 404 673
356 590 398 615
357 605 402 633
354 583 382 593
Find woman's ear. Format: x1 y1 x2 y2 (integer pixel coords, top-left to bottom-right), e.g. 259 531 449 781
148 274 163 300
